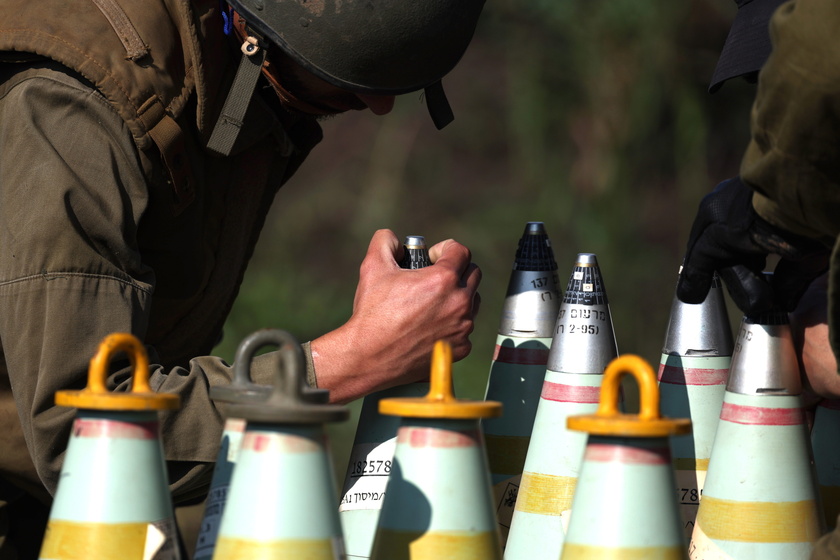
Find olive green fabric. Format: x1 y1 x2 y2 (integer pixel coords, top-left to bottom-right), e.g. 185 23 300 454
743 0 840 246
738 1 840 556
741 0 840 368
0 0 323 557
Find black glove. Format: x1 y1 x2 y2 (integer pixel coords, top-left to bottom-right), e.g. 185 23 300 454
676 176 829 316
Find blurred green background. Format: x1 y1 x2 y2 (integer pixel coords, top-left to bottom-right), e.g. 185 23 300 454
212 0 757 478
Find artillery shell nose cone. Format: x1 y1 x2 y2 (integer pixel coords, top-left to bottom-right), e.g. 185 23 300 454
403 235 426 248
576 253 598 266
401 235 431 269
662 272 733 357
524 221 546 235
563 253 608 306
513 222 558 272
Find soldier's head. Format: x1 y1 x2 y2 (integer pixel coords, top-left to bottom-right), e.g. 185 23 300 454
225 0 486 128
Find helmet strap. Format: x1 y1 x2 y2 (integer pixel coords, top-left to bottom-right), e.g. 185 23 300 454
425 81 454 130
207 33 267 156
260 57 334 117
228 10 332 118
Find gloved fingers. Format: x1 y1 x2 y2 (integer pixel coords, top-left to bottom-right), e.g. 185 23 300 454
677 219 767 304
676 263 714 305
772 253 831 312
679 257 770 314
718 263 775 317
677 175 790 315
681 178 749 256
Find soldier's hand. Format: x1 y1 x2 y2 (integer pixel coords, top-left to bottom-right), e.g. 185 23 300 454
676 176 829 315
310 229 481 403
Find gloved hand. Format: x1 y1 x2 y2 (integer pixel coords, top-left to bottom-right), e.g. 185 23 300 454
676 176 830 316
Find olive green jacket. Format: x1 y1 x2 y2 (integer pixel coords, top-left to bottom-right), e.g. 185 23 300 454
0 1 322 554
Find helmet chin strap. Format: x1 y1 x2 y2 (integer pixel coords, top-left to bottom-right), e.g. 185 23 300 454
207 33 267 156
259 57 335 117
424 81 454 130
229 10 334 118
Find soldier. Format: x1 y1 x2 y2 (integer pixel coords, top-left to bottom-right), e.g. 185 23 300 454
0 1 485 556
677 0 840 555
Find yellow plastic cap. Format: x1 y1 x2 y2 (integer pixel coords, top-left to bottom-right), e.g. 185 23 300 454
55 333 181 411
567 354 691 437
380 340 503 419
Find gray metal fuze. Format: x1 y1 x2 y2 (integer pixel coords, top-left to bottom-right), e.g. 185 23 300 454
504 253 618 560
690 306 823 559
194 329 328 560
481 222 561 544
211 329 349 559
338 236 433 559
657 271 733 539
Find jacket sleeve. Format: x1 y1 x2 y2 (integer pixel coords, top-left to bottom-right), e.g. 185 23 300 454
0 63 304 503
739 0 840 375
741 0 840 246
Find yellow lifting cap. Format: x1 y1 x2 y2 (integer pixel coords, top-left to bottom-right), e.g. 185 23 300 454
567 354 691 437
380 340 503 419
55 333 181 411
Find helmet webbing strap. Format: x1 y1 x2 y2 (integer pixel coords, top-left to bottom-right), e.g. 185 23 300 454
425 80 454 130
207 36 268 156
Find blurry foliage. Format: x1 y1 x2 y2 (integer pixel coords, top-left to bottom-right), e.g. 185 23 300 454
213 0 757 474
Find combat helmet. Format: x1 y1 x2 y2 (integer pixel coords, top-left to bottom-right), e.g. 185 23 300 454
208 0 485 155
